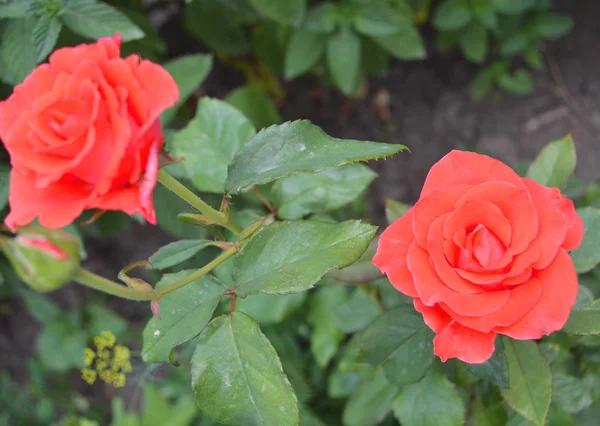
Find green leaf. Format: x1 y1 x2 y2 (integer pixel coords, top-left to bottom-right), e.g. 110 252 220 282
32 13 62 63
149 240 213 270
308 285 348 368
183 0 249 55
225 120 406 193
498 70 534 95
564 297 600 336
38 313 87 371
333 287 382 333
327 27 362 95
471 0 497 29
142 271 224 363
273 164 376 220
465 337 509 388
459 22 487 63
86 302 127 337
172 97 256 193
355 306 435 386
284 29 326 79
492 0 536 15
392 369 466 426
233 220 377 297
329 370 362 399
372 25 426 60
225 85 281 130
0 164 10 211
343 369 399 426
526 134 576 188
237 293 307 325
353 4 400 37
153 184 208 239
385 199 411 224
20 289 61 323
304 3 337 33
534 14 573 39
191 312 299 425
433 0 472 31
249 0 306 26
0 18 37 85
161 54 213 126
501 339 552 426
0 0 27 18
327 238 382 284
61 0 144 42
570 207 600 274
552 371 595 414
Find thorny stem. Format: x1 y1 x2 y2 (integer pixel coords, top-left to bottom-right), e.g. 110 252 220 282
74 247 238 301
249 185 275 213
157 169 242 235
226 291 237 316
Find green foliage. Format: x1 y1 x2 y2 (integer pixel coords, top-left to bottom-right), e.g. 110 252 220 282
526 134 576 188
570 207 600 274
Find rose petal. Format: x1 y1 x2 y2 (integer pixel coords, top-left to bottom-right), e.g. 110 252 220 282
421 150 526 197
413 298 451 333
373 208 419 297
523 179 568 269
413 185 472 248
455 181 538 254
407 242 510 316
135 59 180 128
443 200 512 247
427 214 484 294
496 249 578 340
445 278 542 333
434 320 497 363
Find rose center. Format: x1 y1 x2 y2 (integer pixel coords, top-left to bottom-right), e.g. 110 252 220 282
463 224 506 268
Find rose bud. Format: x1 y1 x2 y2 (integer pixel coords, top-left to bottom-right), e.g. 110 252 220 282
1 226 82 292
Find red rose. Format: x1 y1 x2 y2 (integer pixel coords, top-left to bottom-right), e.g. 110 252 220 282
373 150 584 363
0 34 179 230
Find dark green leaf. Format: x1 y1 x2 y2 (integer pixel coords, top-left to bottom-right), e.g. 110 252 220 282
0 18 37 85
564 299 600 335
249 0 306 27
552 371 595 414
498 70 534 95
225 85 281 129
142 271 225 363
149 240 213 270
237 293 306 325
38 313 87 371
161 54 213 126
353 4 399 37
284 29 326 79
471 0 497 29
459 22 487 63
172 97 256 193
333 287 382 333
184 0 249 55
85 302 127 337
327 27 362 95
373 25 426 60
0 0 27 18
273 164 376 220
303 3 337 33
501 339 552 426
526 134 576 188
61 0 144 41
355 306 435 386
329 370 362 399
392 369 466 426
191 312 299 425
327 238 382 284
225 120 406 193
465 337 509 388
385 199 411 224
0 164 10 211
343 369 399 426
32 13 62 62
492 0 536 15
570 207 600 274
534 14 573 39
433 0 472 31
308 285 348 368
233 220 377 297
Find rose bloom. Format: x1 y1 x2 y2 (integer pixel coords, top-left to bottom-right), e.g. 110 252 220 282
373 151 584 363
0 34 179 230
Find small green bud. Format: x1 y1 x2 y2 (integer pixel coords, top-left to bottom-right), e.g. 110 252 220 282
1 226 82 292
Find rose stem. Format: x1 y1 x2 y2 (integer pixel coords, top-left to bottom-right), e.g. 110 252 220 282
157 170 242 235
74 247 237 300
